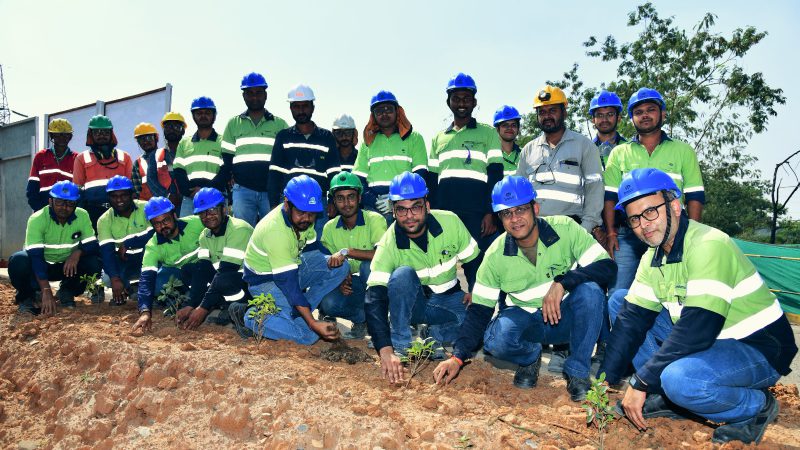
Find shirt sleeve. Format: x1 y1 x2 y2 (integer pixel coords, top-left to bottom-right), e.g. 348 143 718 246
320 221 337 255
409 133 429 175
221 119 237 156
603 147 623 203
24 214 49 280
137 236 161 311
72 153 86 187
681 145 705 204
366 234 396 288
471 251 501 309
580 139 604 231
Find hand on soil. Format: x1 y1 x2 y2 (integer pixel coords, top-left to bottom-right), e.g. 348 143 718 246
132 313 152 334
379 346 407 384
433 358 462 385
41 290 57 316
111 278 128 304
311 321 340 341
622 386 648 431
175 306 194 327
182 307 209 330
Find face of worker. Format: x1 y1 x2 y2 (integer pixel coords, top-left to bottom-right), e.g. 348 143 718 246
625 193 681 248
499 202 539 242
447 90 476 120
290 101 315 124
192 109 216 128
496 120 520 143
199 205 224 233
242 87 267 111
108 189 134 215
536 105 565 134
50 133 73 147
372 102 398 129
286 201 316 231
631 101 665 135
162 121 186 142
151 212 179 239
591 106 620 134
136 134 158 153
333 129 356 149
49 198 77 222
394 198 429 236
332 188 360 219
91 129 112 145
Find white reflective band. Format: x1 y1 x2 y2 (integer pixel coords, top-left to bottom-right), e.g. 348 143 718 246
272 263 299 274
438 149 487 164
98 228 152 246
223 247 246 260
665 173 683 181
487 149 503 160
188 171 217 181
368 155 412 166
687 279 734 303
117 152 126 163
717 300 784 340
142 176 148 184
39 168 73 177
535 189 582 204
25 244 45 250
221 141 236 152
175 155 223 166
428 278 458 294
39 187 51 192
45 242 78 249
416 257 457 280
535 171 582 186
175 248 199 265
224 290 246 302
283 142 330 152
683 186 705 193
325 167 340 175
272 166 326 178
233 154 272 164
82 152 92 163
457 239 478 261
351 170 368 179
473 282 500 300
126 248 143 255
243 261 272 276
629 281 659 303
369 271 391 284
141 266 158 273
439 169 487 183
578 243 607 267
249 243 269 257
368 181 391 187
305 236 317 245
510 281 552 302
139 159 149 171
428 159 440 168
585 173 603 182
735 272 765 298
412 165 427 172
605 186 619 194
84 179 110 189
663 301 683 319
29 176 40 181
236 137 275 147
81 236 97 244
198 249 210 259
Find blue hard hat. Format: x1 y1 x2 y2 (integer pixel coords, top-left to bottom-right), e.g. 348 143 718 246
193 187 226 214
446 72 477 93
106 175 134 192
493 105 521 126
240 72 268 90
615 168 681 211
50 181 80 201
370 90 398 109
589 90 623 115
284 175 324 213
144 196 175 220
491 176 537 212
388 171 428 201
627 88 665 118
190 96 217 111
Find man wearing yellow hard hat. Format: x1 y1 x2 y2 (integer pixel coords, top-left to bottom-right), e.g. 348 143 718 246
144 112 186 209
27 118 78 211
131 122 160 200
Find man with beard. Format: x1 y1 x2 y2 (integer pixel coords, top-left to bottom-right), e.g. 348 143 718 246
318 172 387 339
603 88 704 296
131 197 205 333
601 168 796 445
146 112 186 209
174 188 254 330
428 73 503 260
330 114 358 173
73 115 134 228
222 72 289 227
589 90 627 170
493 105 522 176
353 91 428 223
433 176 613 401
97 176 154 305
231 175 349 344
366 172 480 384
173 96 231 217
9 181 100 314
130 122 159 200
268 85 338 237
27 119 78 211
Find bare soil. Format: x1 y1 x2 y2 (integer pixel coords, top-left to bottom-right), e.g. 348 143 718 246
0 282 798 449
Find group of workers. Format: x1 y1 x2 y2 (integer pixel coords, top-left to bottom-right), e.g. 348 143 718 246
9 71 797 445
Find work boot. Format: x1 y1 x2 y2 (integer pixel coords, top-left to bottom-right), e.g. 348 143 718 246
513 354 542 389
614 393 696 420
228 302 254 339
712 390 779 444
57 289 76 308
344 322 368 340
564 372 592 402
17 298 40 315
548 344 569 374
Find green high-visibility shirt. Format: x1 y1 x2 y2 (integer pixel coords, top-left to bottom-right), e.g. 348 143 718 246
97 200 152 253
221 111 288 192
198 216 253 269
243 205 317 276
25 206 97 264
352 131 428 189
174 134 225 184
140 216 205 272
321 210 387 273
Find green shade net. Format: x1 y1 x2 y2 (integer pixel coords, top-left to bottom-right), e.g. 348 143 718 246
734 239 800 320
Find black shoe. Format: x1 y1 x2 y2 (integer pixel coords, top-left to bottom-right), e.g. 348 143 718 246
343 322 368 340
17 299 40 315
712 390 779 444
614 393 695 420
228 302 254 339
548 345 569 374
57 289 76 308
513 354 542 389
564 373 592 402
320 315 337 323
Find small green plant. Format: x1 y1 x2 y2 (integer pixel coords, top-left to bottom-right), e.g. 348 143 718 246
454 434 473 448
158 276 189 321
80 273 102 297
583 372 616 449
247 293 280 346
79 371 94 384
400 337 435 387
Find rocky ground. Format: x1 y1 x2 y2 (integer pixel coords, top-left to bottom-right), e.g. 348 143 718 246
0 282 799 450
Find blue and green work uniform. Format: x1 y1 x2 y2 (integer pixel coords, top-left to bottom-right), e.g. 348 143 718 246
189 216 254 311
221 110 288 193
173 130 230 216
501 143 522 177
365 210 480 351
97 200 154 287
136 216 205 312
9 206 101 302
453 216 615 378
241 205 349 345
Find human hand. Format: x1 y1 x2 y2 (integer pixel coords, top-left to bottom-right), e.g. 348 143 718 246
541 282 565 325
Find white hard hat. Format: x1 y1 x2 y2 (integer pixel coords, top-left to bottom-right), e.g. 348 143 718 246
332 114 356 130
287 84 315 102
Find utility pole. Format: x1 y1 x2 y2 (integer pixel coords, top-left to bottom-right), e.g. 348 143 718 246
0 65 9 125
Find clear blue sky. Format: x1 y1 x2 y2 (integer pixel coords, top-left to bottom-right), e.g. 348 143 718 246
2 0 798 216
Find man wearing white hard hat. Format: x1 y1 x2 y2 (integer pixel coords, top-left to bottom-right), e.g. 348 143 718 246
331 114 358 173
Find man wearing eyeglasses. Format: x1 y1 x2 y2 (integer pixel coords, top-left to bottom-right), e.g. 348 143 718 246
353 91 428 223
145 112 186 210
130 123 160 201
601 168 795 445
589 90 627 171
365 171 481 384
433 176 614 401
331 114 358 173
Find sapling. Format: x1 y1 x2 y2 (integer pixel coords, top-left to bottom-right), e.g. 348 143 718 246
247 293 280 346
80 273 103 297
158 276 189 321
401 337 435 387
583 372 616 449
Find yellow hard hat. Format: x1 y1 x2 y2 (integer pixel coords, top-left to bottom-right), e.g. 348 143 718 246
160 111 187 129
533 85 568 108
134 122 158 138
48 118 73 134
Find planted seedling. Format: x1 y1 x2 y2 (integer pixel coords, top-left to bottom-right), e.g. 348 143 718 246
247 293 280 346
80 273 103 297
454 434 473 448
583 372 616 449
401 337 435 387
158 276 189 322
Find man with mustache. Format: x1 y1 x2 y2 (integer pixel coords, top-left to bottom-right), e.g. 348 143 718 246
145 112 187 210
493 105 523 177
589 90 627 170
130 122 159 201
27 118 77 211
331 114 358 173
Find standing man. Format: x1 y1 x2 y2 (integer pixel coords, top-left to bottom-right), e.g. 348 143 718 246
174 96 230 217
231 175 349 344
602 88 705 296
493 105 523 177
131 122 159 200
27 118 77 211
222 72 288 227
146 112 186 210
319 172 387 339
601 168 796 445
73 115 134 227
366 172 480 384
353 90 428 222
589 90 627 170
330 114 358 173
9 181 100 314
433 176 614 400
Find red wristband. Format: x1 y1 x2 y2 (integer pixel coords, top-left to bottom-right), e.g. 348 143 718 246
451 355 463 366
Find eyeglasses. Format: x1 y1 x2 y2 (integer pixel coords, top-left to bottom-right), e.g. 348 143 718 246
372 105 396 116
593 112 618 120
498 204 532 220
626 202 666 228
394 203 425 217
136 135 156 141
533 164 556 185
92 129 112 137
199 207 222 218
163 122 184 130
52 199 77 208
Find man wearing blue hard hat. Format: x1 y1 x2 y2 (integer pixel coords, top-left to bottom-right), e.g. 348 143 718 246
9 181 100 315
365 171 481 384
433 176 615 401
601 168 796 445
493 105 523 177
588 90 627 170
231 175 349 344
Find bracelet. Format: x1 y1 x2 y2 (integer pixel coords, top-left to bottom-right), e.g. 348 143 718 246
450 355 464 366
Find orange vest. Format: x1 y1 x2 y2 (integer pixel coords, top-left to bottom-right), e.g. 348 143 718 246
136 155 153 200
149 148 180 197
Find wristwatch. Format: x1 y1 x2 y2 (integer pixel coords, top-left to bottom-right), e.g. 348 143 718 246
339 248 349 257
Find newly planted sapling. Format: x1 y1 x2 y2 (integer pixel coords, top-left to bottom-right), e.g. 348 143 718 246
247 293 280 346
583 372 616 449
401 337 435 387
158 276 189 321
80 273 103 297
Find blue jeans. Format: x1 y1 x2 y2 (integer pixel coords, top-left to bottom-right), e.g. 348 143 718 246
155 266 193 297
178 196 195 218
8 250 102 302
244 251 349 345
483 282 605 378
319 262 370 324
608 289 780 423
387 266 467 352
608 227 648 296
101 253 144 290
232 184 270 227
608 290 674 370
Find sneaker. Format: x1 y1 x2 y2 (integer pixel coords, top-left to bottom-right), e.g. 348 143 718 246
614 393 695 420
712 390 779 444
548 345 569 374
90 289 105 304
228 302 254 339
57 289 76 308
564 372 592 402
343 322 368 340
513 354 542 389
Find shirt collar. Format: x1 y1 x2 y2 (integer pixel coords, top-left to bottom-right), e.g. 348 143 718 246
156 218 189 244
444 117 477 133
632 130 671 145
49 146 73 161
207 215 230 237
650 211 689 267
191 129 219 142
395 213 443 249
48 205 77 225
336 210 366 229
238 109 275 123
112 201 139 217
502 218 560 256
593 132 627 146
